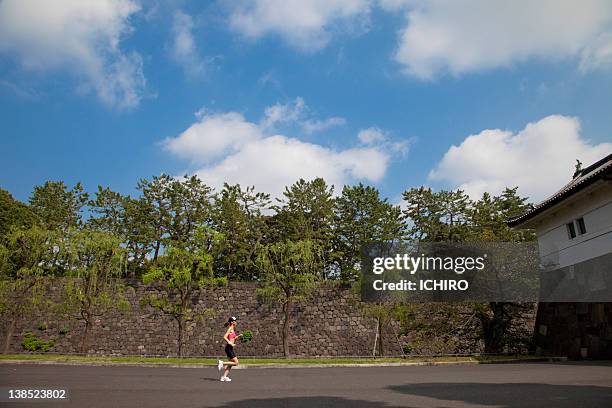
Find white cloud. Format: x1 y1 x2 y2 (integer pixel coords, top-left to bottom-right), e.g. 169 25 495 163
227 0 372 51
260 97 346 134
0 0 145 108
170 11 205 78
261 97 306 129
162 112 262 162
163 99 392 197
301 117 347 134
194 135 388 198
392 0 612 79
580 32 612 72
358 127 387 144
429 115 612 201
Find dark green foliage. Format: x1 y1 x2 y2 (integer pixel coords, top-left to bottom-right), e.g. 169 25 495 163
0 225 60 353
0 188 38 237
142 227 226 357
334 183 406 282
213 183 270 281
29 181 88 231
270 178 336 279
256 240 320 357
239 330 253 343
22 332 54 352
58 228 129 353
401 186 536 353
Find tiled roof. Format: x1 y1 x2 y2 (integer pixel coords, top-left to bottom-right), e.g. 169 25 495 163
508 152 612 227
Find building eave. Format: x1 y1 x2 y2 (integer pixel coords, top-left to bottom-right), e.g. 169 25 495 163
508 152 612 228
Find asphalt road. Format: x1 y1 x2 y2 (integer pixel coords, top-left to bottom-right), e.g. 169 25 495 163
1 361 612 408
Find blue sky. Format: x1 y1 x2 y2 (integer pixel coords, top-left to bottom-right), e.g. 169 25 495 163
1 0 611 204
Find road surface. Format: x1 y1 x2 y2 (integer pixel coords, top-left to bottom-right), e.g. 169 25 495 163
1 361 612 407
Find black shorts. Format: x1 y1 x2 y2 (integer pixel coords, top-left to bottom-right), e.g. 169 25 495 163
225 344 236 359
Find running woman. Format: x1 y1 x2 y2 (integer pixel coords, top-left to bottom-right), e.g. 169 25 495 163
217 316 242 382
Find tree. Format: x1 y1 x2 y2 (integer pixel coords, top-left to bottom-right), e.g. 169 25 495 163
466 188 536 353
122 196 157 277
402 186 536 353
142 227 226 357
29 181 88 232
0 226 59 353
165 175 214 249
137 174 214 261
59 228 129 353
87 186 125 236
256 240 320 357
402 187 470 242
0 188 38 238
213 183 270 280
270 179 336 279
137 174 172 261
334 184 406 282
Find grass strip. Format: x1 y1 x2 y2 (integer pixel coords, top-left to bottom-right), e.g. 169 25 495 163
0 354 545 366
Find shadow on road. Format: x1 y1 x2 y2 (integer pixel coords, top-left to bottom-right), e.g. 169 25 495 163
210 396 405 408
388 382 612 407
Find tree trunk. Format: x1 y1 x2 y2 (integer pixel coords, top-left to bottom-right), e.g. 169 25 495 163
3 316 16 354
80 319 91 354
282 299 291 358
483 302 507 353
177 319 184 358
377 317 384 356
153 240 161 261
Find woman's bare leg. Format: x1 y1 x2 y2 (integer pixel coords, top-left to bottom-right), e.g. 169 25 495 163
223 357 238 378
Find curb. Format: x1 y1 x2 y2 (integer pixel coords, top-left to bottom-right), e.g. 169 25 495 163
0 357 567 369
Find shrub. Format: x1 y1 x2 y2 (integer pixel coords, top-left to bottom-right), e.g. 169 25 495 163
239 330 253 343
58 326 69 335
37 322 48 331
22 332 54 352
402 343 413 354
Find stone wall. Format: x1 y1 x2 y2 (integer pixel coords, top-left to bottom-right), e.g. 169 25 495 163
533 302 612 359
1 281 537 357
2 282 406 357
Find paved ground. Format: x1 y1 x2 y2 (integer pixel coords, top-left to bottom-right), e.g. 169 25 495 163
1 361 611 407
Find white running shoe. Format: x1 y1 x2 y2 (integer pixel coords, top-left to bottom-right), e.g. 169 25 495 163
220 376 227 381
217 360 223 371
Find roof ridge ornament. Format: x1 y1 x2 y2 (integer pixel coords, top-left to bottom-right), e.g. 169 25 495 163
573 159 583 179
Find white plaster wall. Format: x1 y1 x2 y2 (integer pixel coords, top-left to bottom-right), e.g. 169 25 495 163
531 181 612 269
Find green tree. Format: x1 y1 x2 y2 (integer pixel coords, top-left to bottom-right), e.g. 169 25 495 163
122 196 157 277
0 226 59 353
29 181 88 231
142 227 226 357
256 240 320 357
270 178 336 279
466 188 536 353
137 174 172 261
137 174 214 261
402 186 536 353
87 186 126 236
402 187 470 242
165 175 214 249
334 184 406 282
213 183 270 280
59 228 129 353
0 188 38 237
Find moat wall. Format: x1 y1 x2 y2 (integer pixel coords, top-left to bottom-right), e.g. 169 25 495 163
2 281 536 357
